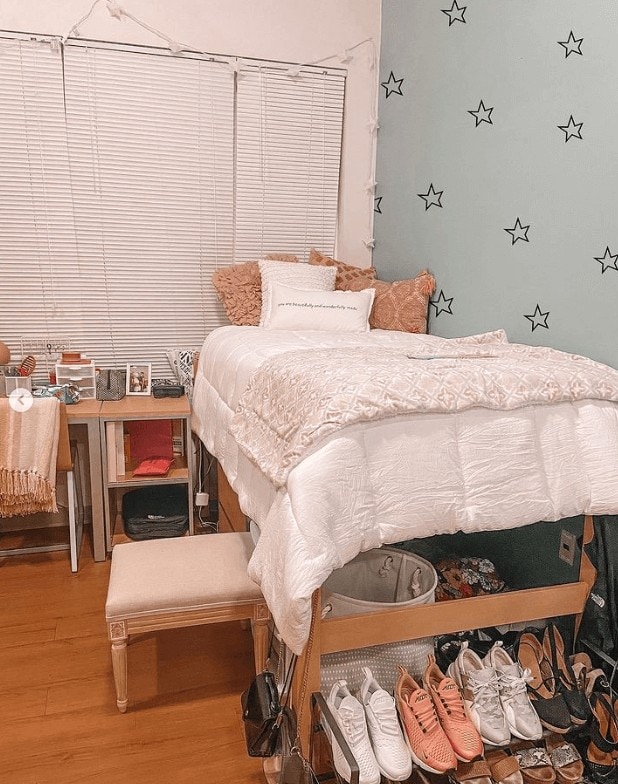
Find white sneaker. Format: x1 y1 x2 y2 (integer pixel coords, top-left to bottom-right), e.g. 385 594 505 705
484 641 543 741
447 641 511 746
359 667 412 781
324 680 381 784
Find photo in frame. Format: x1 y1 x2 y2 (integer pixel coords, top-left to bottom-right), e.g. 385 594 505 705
126 362 152 396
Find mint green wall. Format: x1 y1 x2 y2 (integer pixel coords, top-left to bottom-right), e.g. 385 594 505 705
374 0 618 368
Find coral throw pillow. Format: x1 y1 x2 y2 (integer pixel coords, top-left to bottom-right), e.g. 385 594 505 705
212 254 298 326
347 270 436 333
309 248 377 289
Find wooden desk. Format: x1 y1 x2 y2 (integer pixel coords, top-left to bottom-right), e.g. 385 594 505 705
66 400 106 561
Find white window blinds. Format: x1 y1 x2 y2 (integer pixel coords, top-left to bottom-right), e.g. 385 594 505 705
235 65 345 263
0 35 345 378
62 43 234 374
0 38 79 368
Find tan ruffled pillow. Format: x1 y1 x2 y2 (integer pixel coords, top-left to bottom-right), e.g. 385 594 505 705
346 270 436 333
212 254 298 326
309 248 377 290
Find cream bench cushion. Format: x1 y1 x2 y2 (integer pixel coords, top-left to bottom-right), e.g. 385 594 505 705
106 532 262 620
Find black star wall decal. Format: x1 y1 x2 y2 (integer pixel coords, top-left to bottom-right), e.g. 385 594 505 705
374 196 382 214
525 305 550 332
442 1 466 26
558 31 583 58
594 247 618 274
504 218 530 245
468 99 493 127
558 115 583 142
430 290 454 316
381 71 404 99
418 184 443 210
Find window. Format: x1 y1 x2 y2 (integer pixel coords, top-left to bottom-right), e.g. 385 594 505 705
0 34 345 376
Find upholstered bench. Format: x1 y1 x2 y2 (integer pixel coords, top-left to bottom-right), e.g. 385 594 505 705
105 532 270 713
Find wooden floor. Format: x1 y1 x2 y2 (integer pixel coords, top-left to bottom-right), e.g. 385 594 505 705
0 529 266 784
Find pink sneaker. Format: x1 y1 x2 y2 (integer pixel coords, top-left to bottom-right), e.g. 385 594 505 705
424 654 484 762
395 665 457 774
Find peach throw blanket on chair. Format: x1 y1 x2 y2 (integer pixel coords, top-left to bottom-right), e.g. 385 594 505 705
0 397 60 517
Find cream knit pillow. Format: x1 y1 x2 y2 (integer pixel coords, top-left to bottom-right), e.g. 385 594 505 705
258 260 336 327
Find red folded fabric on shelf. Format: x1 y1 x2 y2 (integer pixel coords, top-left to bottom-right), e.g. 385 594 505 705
132 457 174 477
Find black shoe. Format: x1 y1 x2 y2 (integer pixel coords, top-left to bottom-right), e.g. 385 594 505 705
542 623 591 726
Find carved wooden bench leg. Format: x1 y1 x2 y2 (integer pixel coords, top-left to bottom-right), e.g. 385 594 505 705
109 620 128 713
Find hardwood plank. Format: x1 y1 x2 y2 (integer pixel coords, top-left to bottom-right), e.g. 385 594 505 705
0 619 57 649
0 686 48 720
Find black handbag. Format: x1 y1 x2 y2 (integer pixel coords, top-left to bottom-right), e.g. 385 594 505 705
241 669 285 757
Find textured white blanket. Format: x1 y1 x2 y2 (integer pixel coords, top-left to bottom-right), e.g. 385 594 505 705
231 336 618 487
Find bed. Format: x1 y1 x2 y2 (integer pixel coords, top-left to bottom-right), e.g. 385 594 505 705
192 325 618 654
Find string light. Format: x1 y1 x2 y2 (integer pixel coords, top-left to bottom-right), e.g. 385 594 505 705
106 0 124 21
338 49 352 64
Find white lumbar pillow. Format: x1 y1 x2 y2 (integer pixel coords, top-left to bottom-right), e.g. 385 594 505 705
258 259 336 327
265 282 375 332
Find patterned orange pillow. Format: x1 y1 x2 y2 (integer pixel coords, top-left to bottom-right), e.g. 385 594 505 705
309 248 377 290
212 254 298 326
346 270 436 333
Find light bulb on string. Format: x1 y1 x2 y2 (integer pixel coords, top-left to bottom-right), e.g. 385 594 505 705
106 0 124 21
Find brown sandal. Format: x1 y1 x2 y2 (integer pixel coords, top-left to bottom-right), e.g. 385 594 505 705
451 758 493 784
486 749 524 784
511 742 557 784
545 734 584 784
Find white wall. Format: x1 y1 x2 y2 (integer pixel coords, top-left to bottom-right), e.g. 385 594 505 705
1 0 381 266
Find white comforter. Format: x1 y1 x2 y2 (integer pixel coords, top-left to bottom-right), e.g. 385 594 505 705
192 326 618 654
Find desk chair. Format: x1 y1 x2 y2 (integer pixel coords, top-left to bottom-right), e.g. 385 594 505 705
0 401 83 572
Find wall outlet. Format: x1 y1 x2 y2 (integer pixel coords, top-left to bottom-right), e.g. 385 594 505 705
559 529 576 566
195 492 209 507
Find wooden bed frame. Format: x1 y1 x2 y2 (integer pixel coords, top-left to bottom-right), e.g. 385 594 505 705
216 464 597 762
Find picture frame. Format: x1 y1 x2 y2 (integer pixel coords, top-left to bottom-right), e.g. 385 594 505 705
126 362 152 396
